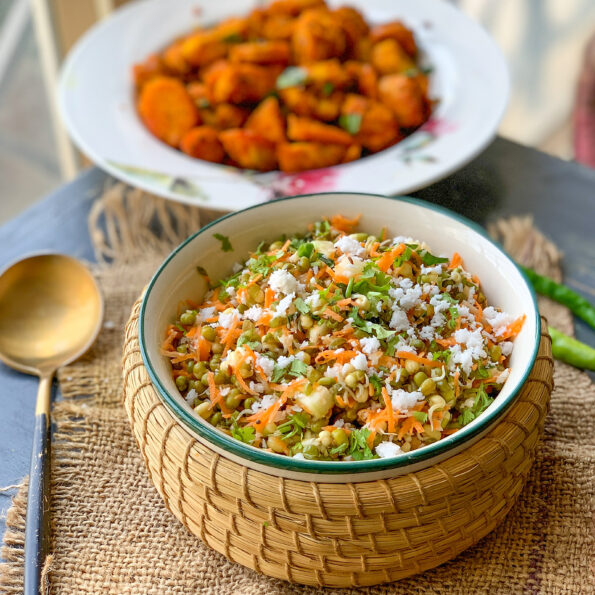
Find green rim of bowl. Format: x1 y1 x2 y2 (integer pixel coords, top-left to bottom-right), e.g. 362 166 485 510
139 192 541 475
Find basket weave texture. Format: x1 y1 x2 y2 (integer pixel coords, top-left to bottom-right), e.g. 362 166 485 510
123 296 554 588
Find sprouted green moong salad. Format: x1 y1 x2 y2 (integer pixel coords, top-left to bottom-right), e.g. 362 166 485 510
163 215 525 461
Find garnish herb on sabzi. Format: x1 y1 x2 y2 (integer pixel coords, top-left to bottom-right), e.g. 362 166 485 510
163 215 525 461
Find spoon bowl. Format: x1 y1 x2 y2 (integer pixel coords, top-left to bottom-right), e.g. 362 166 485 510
0 253 103 595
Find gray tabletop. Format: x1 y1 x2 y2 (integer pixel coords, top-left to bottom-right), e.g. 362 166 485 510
1 137 594 544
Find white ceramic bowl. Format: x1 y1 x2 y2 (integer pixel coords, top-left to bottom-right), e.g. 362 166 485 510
139 193 540 481
59 0 509 211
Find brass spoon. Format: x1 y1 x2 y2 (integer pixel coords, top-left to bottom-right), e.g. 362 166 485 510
0 254 103 595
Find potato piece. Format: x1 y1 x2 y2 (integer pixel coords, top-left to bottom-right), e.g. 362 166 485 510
342 93 400 152
200 104 249 130
212 17 251 42
230 41 291 65
277 142 346 172
371 38 415 75
378 74 429 128
261 15 296 40
208 63 280 104
245 96 286 143
353 37 372 61
342 144 362 163
370 21 417 56
306 59 350 89
186 82 211 107
333 7 369 52
266 0 325 17
181 32 228 67
132 54 164 89
180 126 225 162
280 87 342 121
292 8 347 64
220 129 277 171
162 40 191 75
358 63 378 99
287 114 353 145
138 76 199 146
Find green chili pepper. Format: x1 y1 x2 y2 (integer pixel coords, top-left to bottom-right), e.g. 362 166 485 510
548 326 595 371
522 267 595 331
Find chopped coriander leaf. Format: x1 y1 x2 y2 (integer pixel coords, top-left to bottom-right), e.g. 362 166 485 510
289 359 308 377
213 233 233 252
294 297 310 314
196 265 209 277
297 242 315 258
276 66 308 89
421 251 449 266
321 81 334 96
232 425 255 444
412 411 428 423
338 113 362 134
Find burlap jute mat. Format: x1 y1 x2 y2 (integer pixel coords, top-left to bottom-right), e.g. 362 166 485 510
0 185 593 594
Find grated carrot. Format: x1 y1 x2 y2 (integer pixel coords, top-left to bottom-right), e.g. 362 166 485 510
376 243 406 273
382 387 396 433
448 252 463 269
396 351 444 368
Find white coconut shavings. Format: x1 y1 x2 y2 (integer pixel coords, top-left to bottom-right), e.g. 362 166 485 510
275 292 295 315
390 388 424 412
244 305 263 322
334 235 365 257
375 441 402 458
196 306 216 323
360 337 380 355
268 269 297 294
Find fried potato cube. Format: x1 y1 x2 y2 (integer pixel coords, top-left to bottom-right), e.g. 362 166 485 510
138 76 199 146
277 142 346 172
371 38 415 75
292 8 347 64
266 0 326 17
200 104 249 130
342 93 400 152
306 59 351 89
353 37 372 62
245 96 286 143
287 114 353 145
378 74 429 128
230 41 291 65
181 32 228 67
162 40 191 75
220 129 277 171
345 62 379 99
186 82 211 107
342 144 362 163
370 21 417 56
180 126 225 162
132 54 164 89
279 87 342 121
333 7 369 51
208 63 280 104
211 17 252 42
261 15 296 40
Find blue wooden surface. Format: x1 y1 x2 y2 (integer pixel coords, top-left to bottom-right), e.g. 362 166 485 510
0 138 594 550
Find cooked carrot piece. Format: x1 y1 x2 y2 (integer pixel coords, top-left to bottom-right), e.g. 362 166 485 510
220 129 277 171
371 38 415 75
378 74 429 128
342 144 362 163
132 54 164 89
199 103 249 130
180 126 225 162
277 142 346 172
266 0 325 17
245 96 286 143
292 8 347 64
209 63 280 104
358 63 378 99
162 40 191 74
138 76 199 146
306 59 351 89
230 41 291 65
181 32 228 67
279 88 342 122
342 93 400 152
333 6 369 51
287 114 353 145
370 21 417 56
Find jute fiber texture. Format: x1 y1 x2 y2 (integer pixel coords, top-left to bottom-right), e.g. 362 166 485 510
1 186 594 594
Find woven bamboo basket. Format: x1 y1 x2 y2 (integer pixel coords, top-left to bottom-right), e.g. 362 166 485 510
122 296 554 588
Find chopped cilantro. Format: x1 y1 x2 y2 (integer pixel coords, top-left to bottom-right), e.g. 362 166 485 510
175 323 185 332
317 254 334 267
338 113 362 134
329 442 348 455
196 265 209 277
348 428 376 460
294 297 310 314
288 359 308 377
476 365 490 379
297 242 314 258
448 306 459 330
276 66 308 89
271 365 286 383
321 81 334 96
231 425 255 444
412 411 428 423
213 233 233 252
222 32 243 43
369 375 383 395
421 251 449 266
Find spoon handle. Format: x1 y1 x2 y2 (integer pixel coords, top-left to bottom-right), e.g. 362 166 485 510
24 374 53 595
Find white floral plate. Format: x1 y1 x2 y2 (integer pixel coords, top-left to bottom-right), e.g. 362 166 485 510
58 0 509 210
